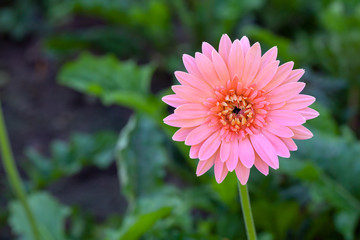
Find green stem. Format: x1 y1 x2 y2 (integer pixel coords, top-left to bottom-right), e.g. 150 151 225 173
238 182 257 240
0 101 41 240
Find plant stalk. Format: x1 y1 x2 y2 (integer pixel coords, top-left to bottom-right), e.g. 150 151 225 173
238 182 257 240
0 101 41 240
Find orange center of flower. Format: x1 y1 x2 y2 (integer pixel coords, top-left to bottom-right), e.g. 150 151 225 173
205 82 270 141
218 91 255 129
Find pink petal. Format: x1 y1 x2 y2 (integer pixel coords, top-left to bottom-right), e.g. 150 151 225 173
220 141 231 163
254 154 269 176
281 137 298 151
218 34 232 62
172 85 205 103
283 69 305 84
262 130 290 158
212 50 230 84
240 36 251 55
260 46 278 69
163 114 205 128
282 94 316 110
162 94 187 108
202 41 216 59
185 124 218 146
175 103 208 119
172 127 194 141
190 143 202 159
290 125 313 139
250 133 279 169
235 162 250 185
253 61 279 89
269 82 306 104
266 122 294 138
297 107 319 120
175 71 213 95
269 110 306 126
228 39 244 79
214 152 228 183
182 54 202 79
264 61 293 92
242 42 261 87
226 139 239 171
196 154 215 176
269 101 286 110
195 53 222 87
198 132 221 160
238 137 255 168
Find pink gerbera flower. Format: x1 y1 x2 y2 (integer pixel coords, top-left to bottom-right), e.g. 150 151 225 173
162 34 318 185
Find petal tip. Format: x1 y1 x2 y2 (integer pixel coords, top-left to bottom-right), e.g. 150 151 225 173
253 42 261 48
215 177 223 184
240 36 249 41
195 52 202 58
163 115 171 123
313 109 320 117
221 33 231 40
227 165 236 172
161 96 167 103
239 179 248 185
182 54 191 62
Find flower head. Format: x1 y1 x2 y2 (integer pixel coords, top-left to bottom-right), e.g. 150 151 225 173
162 34 318 184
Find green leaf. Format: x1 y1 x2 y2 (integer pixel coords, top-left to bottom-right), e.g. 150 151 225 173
320 1 347 33
258 232 274 240
211 172 238 208
9 192 70 240
334 211 359 240
252 200 300 240
24 131 117 189
0 0 39 39
280 121 360 238
44 27 143 58
291 128 360 198
281 158 360 213
59 52 152 93
106 186 217 240
58 52 161 115
281 159 321 182
116 114 169 203
115 206 172 240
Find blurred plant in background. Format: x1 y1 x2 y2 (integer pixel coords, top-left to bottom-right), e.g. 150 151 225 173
0 0 360 239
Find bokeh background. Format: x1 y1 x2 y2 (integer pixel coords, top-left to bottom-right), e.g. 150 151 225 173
0 0 360 239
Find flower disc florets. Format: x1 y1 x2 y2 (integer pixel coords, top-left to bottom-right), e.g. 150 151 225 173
206 81 271 142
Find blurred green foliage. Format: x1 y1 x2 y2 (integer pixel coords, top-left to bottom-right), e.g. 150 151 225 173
9 192 70 240
116 115 169 204
23 131 117 189
1 0 360 239
58 53 161 116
